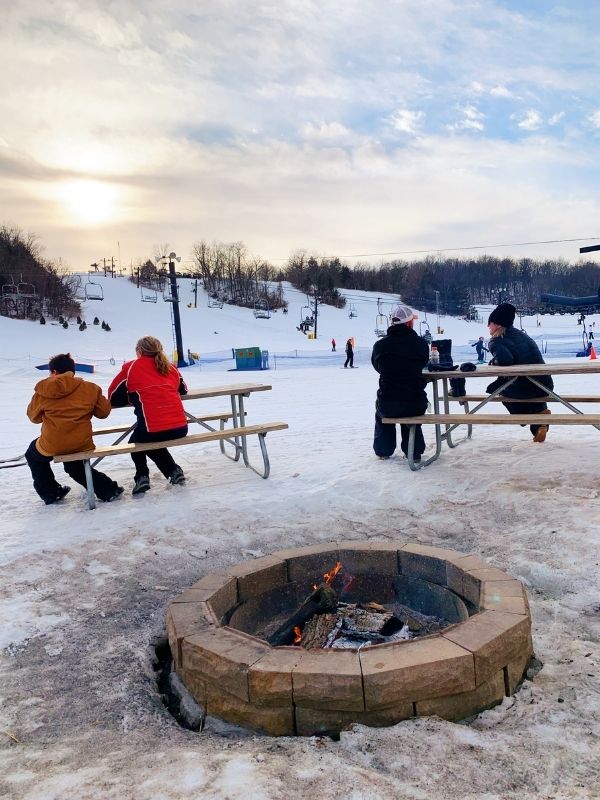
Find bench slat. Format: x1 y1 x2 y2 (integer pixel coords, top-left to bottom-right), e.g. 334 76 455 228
54 422 289 463
448 395 600 403
383 414 600 425
92 411 244 436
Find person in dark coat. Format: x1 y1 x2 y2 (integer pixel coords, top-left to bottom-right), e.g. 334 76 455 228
344 338 354 368
472 336 488 362
486 303 553 442
371 304 430 460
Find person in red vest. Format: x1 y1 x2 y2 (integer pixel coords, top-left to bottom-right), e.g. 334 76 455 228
108 336 188 495
331 338 336 352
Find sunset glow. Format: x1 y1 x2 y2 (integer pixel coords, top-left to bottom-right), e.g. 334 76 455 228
57 180 118 226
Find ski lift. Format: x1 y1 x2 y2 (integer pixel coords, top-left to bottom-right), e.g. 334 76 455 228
208 294 224 309
84 281 104 300
349 303 358 318
253 300 271 319
420 320 433 344
2 282 18 297
300 304 313 325
374 298 387 337
17 282 36 298
141 287 158 303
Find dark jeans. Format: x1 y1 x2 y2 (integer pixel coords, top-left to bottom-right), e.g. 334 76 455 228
25 440 119 503
502 401 548 436
129 425 188 479
344 352 354 367
373 412 425 459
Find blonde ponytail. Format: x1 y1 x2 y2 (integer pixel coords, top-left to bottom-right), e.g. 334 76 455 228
135 335 171 376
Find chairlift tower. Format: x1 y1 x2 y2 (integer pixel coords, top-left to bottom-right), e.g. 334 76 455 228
156 251 188 368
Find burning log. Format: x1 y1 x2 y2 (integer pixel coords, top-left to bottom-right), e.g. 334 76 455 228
267 584 338 647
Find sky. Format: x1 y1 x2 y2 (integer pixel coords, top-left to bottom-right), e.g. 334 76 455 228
2 1 600 271
0 278 599 798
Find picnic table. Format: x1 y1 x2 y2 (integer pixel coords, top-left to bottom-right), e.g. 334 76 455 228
383 362 600 470
56 382 288 508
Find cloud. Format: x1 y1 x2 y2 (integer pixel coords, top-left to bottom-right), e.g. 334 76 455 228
389 109 424 135
516 110 543 131
490 85 513 99
548 112 565 126
588 110 600 129
300 122 352 141
449 105 485 132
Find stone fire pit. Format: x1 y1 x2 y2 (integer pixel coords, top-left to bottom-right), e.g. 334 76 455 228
166 542 533 736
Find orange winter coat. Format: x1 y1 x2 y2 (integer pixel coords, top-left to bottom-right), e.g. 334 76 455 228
27 372 111 456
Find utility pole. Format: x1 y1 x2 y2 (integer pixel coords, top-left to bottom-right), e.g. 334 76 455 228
156 251 187 368
435 290 441 334
193 279 198 308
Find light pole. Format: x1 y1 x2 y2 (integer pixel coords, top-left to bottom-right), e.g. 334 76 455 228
435 290 441 333
156 251 188 368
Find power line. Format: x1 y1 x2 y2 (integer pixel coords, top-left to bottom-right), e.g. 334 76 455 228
264 236 600 262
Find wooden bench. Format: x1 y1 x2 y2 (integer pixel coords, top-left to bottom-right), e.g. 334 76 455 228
55 421 288 509
448 394 600 404
382 413 600 470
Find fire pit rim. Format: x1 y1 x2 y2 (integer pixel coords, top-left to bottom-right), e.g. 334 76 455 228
167 540 532 736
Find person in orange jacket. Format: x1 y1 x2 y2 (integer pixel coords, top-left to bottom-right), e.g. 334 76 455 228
25 353 123 505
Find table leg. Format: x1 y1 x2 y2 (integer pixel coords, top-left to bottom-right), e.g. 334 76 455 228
83 460 96 510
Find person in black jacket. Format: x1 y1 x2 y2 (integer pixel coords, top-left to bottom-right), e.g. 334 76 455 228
486 302 553 442
371 303 430 460
344 338 354 368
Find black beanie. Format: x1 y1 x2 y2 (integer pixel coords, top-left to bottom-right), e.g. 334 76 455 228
488 302 516 327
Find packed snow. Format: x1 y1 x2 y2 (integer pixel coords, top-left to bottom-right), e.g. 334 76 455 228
1 275 599 800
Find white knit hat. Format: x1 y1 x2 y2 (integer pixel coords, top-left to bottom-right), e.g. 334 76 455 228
390 303 416 325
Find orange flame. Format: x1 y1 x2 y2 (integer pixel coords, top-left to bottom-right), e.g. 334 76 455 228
293 626 302 645
323 561 343 585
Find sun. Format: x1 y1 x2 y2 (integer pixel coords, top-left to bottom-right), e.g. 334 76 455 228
58 179 118 225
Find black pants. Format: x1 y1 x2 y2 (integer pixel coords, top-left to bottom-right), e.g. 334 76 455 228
129 425 188 479
25 440 119 503
344 352 354 367
373 412 425 459
502 401 548 436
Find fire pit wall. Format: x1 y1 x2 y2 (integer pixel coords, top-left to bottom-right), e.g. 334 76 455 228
167 542 533 737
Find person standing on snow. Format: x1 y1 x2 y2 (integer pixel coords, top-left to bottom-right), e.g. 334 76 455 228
371 304 429 461
25 352 123 505
331 338 336 352
344 338 354 368
472 336 488 362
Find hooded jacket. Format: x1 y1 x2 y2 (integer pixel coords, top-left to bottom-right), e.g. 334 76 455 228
108 355 187 433
371 324 430 417
27 372 111 456
487 326 554 397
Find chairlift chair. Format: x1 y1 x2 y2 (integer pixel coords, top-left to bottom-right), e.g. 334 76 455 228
141 287 158 303
17 282 36 297
374 298 388 336
84 281 104 301
253 300 271 319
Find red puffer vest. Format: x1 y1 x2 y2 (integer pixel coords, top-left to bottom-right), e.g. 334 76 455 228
108 356 187 433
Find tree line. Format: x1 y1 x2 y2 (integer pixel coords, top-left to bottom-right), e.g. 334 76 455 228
3 224 600 323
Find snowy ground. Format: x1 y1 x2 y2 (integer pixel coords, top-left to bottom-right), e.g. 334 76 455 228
1 277 599 800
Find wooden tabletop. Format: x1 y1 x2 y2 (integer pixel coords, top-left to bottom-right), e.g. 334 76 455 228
425 362 600 379
185 383 272 400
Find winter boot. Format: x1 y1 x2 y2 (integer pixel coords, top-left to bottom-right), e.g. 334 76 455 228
169 466 185 486
532 409 551 443
132 474 150 495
